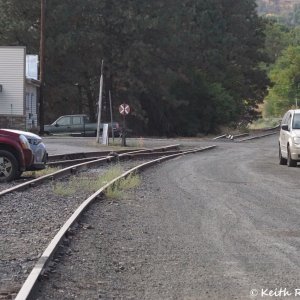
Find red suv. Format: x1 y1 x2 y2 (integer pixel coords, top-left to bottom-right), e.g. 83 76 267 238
0 129 47 182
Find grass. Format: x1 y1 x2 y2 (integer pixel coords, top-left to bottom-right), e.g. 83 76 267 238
106 172 141 199
249 117 281 130
52 164 140 199
24 167 61 178
52 183 77 197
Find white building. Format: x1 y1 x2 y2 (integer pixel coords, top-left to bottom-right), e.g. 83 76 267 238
0 46 40 130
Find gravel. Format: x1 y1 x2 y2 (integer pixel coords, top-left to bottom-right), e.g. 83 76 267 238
31 135 300 299
33 173 174 300
0 159 151 299
0 176 36 193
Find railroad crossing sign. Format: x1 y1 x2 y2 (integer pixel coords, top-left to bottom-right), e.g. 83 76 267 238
119 104 130 115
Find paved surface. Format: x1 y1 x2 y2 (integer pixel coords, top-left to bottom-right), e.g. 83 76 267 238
33 135 300 299
43 136 125 155
42 136 215 155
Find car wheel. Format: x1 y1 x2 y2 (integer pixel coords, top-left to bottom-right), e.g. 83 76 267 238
0 150 19 182
287 146 297 167
279 144 287 165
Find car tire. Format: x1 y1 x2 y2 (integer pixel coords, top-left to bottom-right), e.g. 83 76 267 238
279 144 287 165
287 146 297 167
0 150 19 182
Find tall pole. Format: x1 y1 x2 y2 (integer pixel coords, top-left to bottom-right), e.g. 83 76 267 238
39 0 46 134
122 103 126 147
109 90 114 143
96 60 104 143
296 83 299 109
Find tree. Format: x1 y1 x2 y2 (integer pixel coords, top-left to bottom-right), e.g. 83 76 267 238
0 0 270 135
264 20 291 64
0 0 39 51
265 46 300 116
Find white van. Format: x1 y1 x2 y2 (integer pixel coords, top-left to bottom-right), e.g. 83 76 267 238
279 109 300 167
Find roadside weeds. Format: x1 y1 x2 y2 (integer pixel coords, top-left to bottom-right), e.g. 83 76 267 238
52 165 140 198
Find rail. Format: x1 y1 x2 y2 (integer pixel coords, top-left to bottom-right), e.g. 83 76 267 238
0 145 181 198
15 145 216 300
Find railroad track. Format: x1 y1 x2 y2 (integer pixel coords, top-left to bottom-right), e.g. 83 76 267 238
212 130 278 142
0 144 216 299
235 131 278 142
0 145 181 197
48 149 190 168
47 149 140 162
16 146 215 300
46 148 144 167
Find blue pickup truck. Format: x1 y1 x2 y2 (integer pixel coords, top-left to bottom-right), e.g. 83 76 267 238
44 114 120 136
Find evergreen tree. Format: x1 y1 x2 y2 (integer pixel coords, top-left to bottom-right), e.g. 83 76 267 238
0 0 270 135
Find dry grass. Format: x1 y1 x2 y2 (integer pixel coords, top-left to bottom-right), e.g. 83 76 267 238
52 183 77 197
105 172 141 199
24 167 61 178
249 117 281 130
52 165 140 199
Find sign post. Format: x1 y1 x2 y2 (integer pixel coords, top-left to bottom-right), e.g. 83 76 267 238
119 103 130 147
102 123 109 145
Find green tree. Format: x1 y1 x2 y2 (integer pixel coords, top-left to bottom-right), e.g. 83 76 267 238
265 46 300 116
0 0 39 51
264 21 291 64
0 0 270 135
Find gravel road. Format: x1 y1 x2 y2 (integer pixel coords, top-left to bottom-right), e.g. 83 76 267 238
33 134 300 299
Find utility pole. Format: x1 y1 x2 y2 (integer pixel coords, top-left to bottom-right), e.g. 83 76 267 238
96 60 104 143
39 0 46 134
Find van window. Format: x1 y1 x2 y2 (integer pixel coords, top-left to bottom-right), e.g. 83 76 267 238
282 112 289 124
293 113 300 129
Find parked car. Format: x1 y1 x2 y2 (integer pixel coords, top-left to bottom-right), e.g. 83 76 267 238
279 109 300 167
44 114 121 136
0 129 48 182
